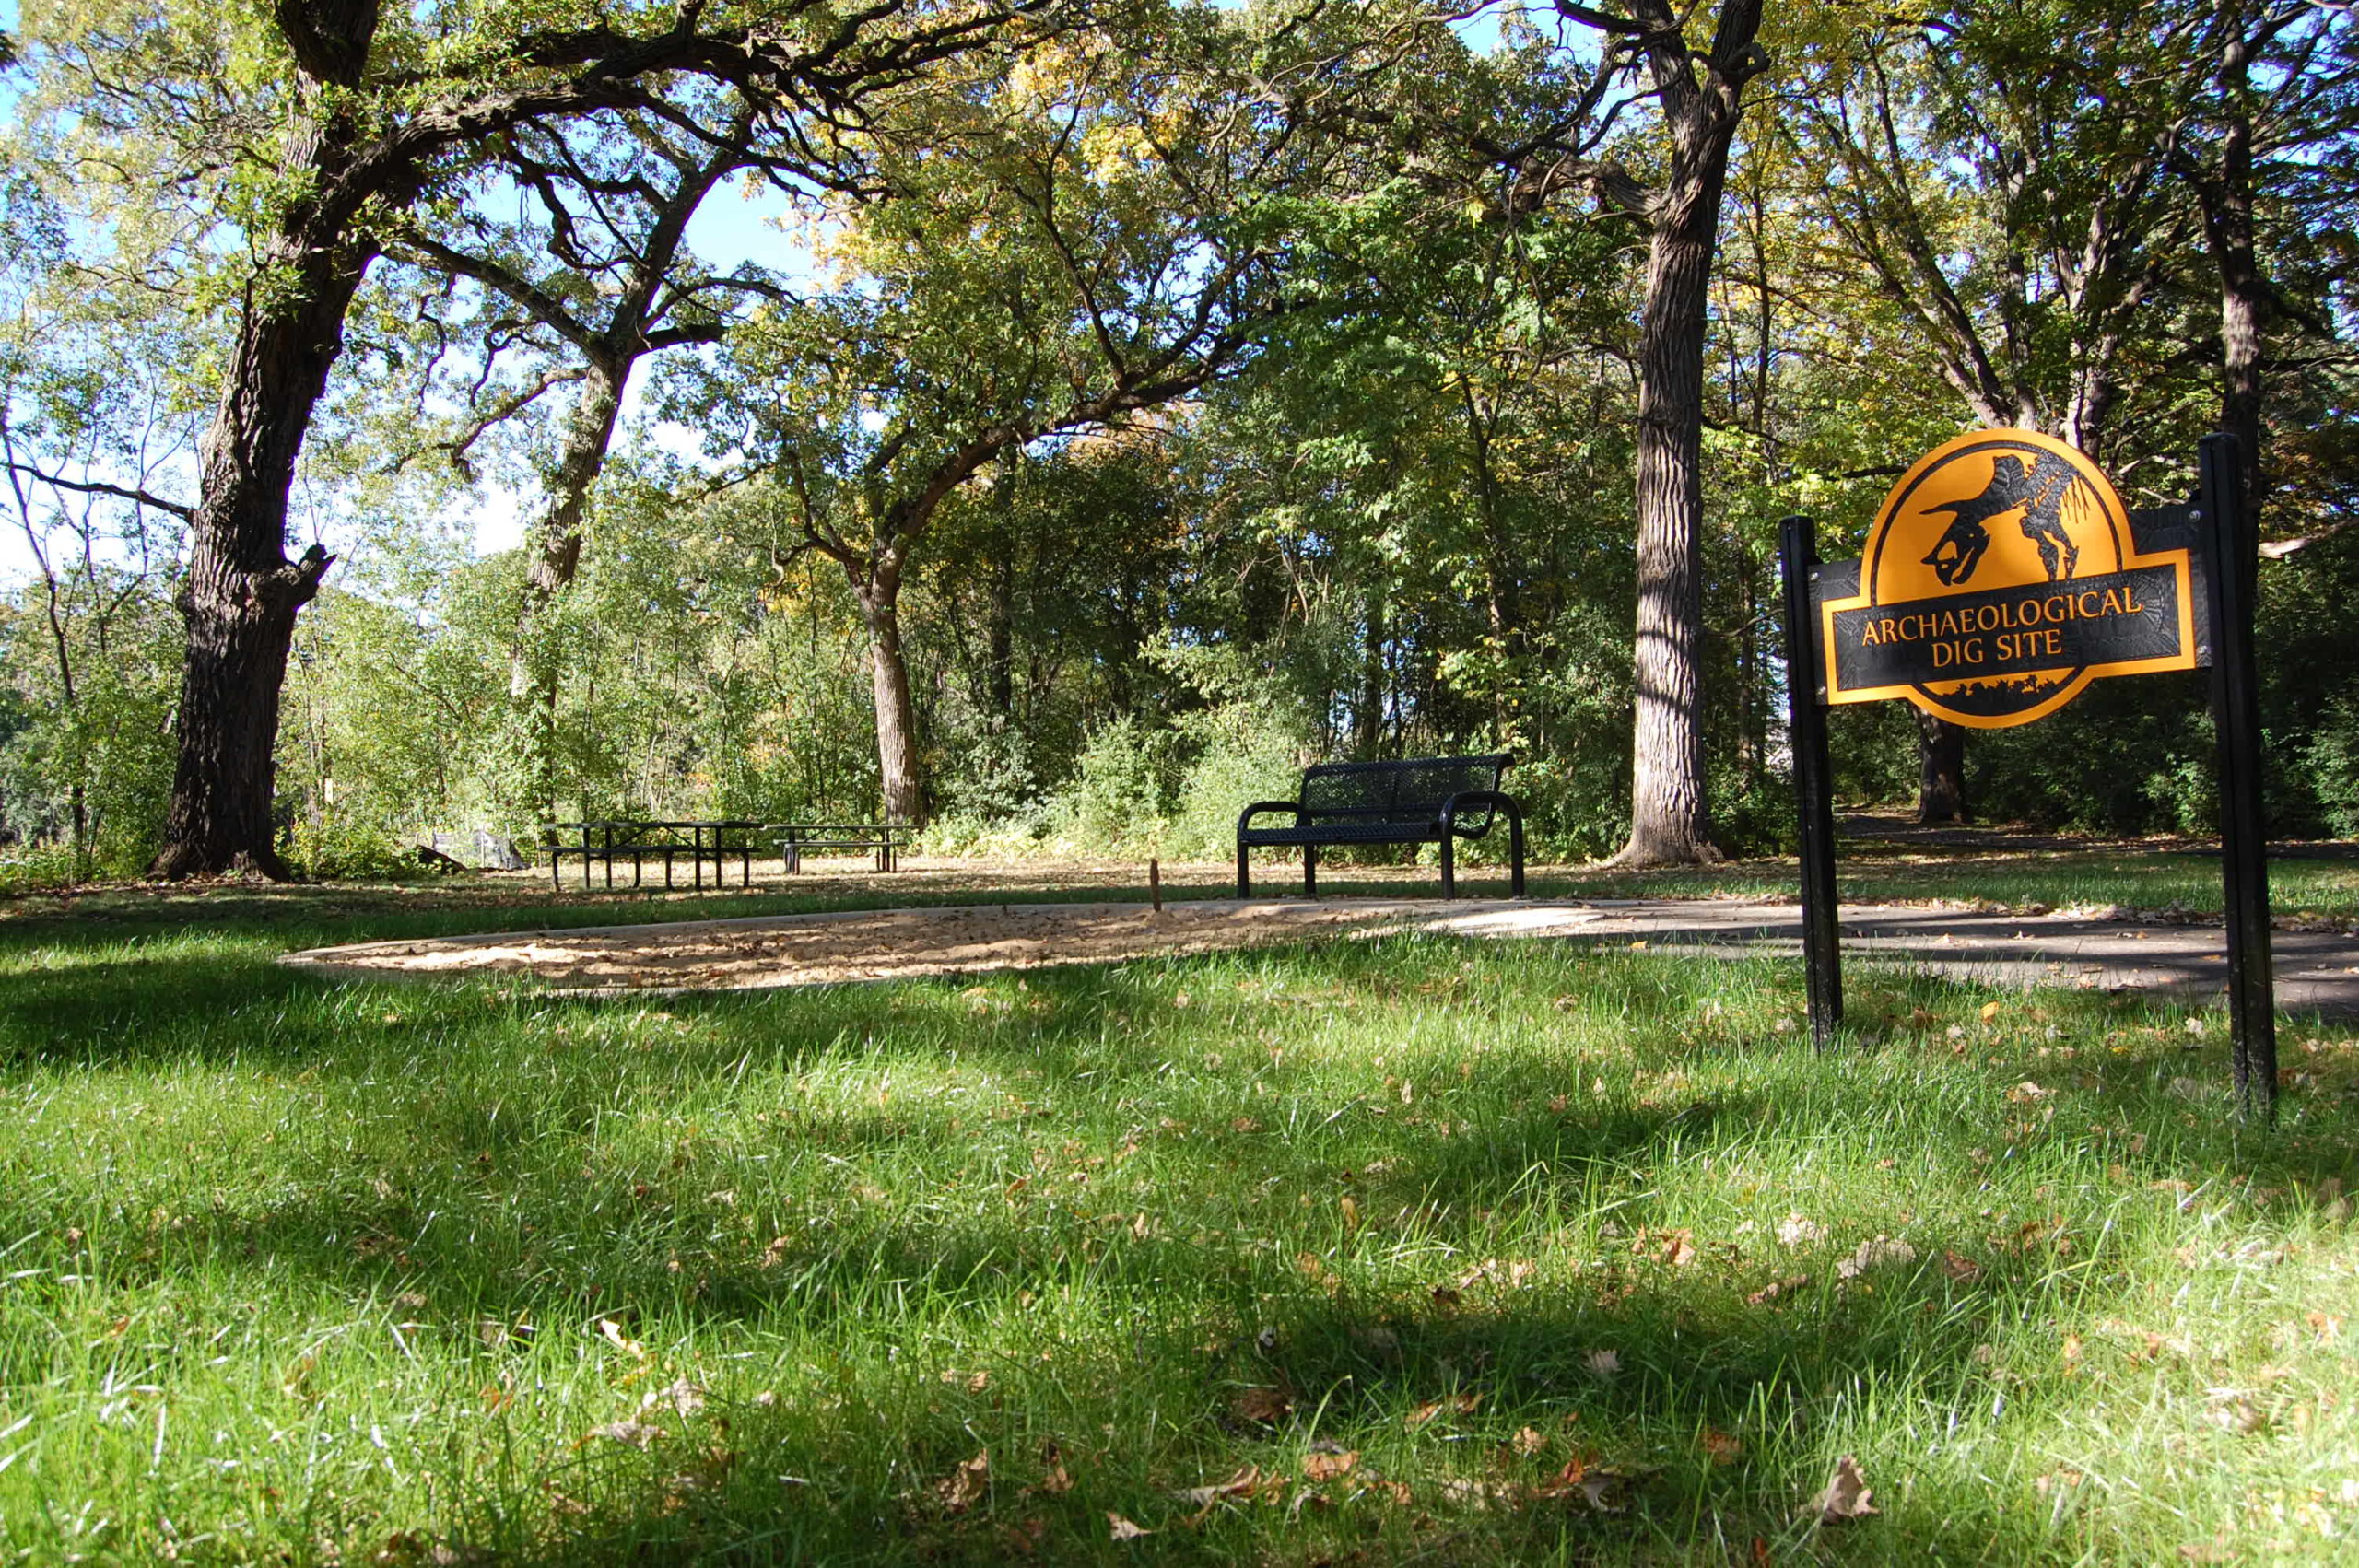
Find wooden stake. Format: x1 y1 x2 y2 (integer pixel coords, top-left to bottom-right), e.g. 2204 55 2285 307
1149 858 1163 911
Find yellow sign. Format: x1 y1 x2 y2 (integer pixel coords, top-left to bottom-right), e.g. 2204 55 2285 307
1820 429 2201 729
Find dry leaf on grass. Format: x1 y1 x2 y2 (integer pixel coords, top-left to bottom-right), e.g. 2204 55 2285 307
1439 1477 1520 1510
1940 1250 1983 1283
933 1451 991 1514
1776 1214 1825 1248
1107 1513 1153 1541
1231 1387 1292 1425
1583 1349 1622 1378
1661 1230 1696 1268
586 1418 663 1448
594 1317 648 1361
1700 1427 1743 1465
1406 1391 1482 1427
1171 1464 1285 1512
1745 1273 1811 1305
1302 1449 1358 1481
1511 1426 1548 1457
640 1377 705 1420
1837 1236 1918 1280
1807 1454 1878 1523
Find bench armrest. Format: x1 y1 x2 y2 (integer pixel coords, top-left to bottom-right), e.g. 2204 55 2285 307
1237 800 1305 834
1438 790 1521 839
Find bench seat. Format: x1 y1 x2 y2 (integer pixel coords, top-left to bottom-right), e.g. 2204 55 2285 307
1237 755 1525 898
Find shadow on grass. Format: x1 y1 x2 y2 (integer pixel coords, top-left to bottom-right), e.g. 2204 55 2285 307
5 920 2357 1561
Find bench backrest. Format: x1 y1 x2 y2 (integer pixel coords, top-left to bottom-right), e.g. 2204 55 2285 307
1299 755 1508 831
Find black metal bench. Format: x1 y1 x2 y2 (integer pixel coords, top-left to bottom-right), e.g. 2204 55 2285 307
1236 755 1526 898
770 823 911 873
545 820 762 891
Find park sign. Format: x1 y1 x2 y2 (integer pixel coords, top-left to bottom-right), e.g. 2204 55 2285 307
1817 430 2201 728
1778 433 2279 1124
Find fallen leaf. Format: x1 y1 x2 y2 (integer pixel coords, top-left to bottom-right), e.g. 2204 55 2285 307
587 1419 663 1448
1339 1195 1361 1232
646 1376 705 1417
1777 1214 1825 1248
933 1451 991 1514
1980 1001 2002 1023
1701 1427 1743 1465
1107 1513 1153 1541
594 1317 648 1361
2004 1080 2051 1104
1661 1230 1697 1268
1170 1465 1274 1507
1745 1273 1811 1305
1231 1387 1292 1425
1407 1391 1481 1427
1940 1250 1983 1283
1439 1476 1520 1510
2207 1393 2269 1434
1302 1450 1357 1481
1511 1425 1547 1457
1807 1454 1879 1523
1583 1349 1622 1378
1836 1236 1918 1280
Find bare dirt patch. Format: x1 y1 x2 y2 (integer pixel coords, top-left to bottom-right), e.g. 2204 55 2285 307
281 898 1604 994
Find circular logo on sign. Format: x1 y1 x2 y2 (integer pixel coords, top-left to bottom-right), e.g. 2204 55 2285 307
1859 429 2134 727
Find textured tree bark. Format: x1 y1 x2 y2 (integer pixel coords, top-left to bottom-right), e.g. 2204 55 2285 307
150 251 357 878
1613 0 1766 867
152 0 377 876
856 573 926 824
2201 19 2268 539
1915 711 1968 825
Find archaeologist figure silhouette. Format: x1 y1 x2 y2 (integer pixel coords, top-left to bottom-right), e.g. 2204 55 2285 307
1919 451 2083 586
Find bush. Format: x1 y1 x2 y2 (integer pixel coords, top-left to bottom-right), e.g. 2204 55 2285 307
282 818 423 881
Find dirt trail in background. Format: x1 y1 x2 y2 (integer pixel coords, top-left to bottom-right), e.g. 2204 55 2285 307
281 895 2359 1017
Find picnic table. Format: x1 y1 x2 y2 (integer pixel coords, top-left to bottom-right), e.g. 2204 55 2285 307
772 822 911 873
545 820 763 891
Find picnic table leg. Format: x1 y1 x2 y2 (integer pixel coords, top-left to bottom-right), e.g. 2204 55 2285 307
694 827 706 890
663 848 674 889
632 848 642 888
1303 843 1318 897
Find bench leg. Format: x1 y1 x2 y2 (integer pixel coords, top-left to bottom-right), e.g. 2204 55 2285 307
1237 842 1250 899
1510 815 1526 898
1440 835 1455 898
1303 844 1317 897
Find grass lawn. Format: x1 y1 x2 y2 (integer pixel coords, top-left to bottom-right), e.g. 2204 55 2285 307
2 878 2358 1563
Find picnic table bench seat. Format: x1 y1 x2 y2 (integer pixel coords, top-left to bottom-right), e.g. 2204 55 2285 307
1237 754 1526 899
772 823 910 873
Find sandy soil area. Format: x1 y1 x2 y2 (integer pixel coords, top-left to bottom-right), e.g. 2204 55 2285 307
281 898 1603 994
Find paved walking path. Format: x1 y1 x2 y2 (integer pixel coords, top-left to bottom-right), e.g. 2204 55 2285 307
1415 898 2359 1018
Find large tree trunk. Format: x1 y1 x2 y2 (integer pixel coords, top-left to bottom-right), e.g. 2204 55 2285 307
2202 17 2267 538
150 0 381 878
855 573 926 825
1915 711 1968 825
151 257 357 877
511 358 626 821
1614 6 1762 865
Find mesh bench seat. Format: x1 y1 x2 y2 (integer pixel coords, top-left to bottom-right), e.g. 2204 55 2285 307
1236 755 1526 899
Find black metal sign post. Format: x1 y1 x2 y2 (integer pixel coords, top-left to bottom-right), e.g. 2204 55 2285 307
2200 433 2277 1122
1778 514 1843 1047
